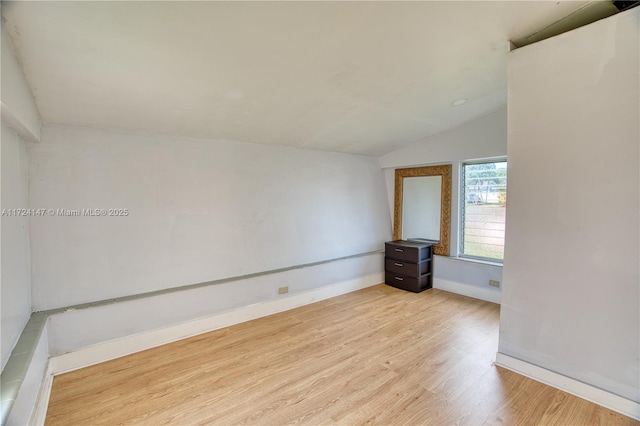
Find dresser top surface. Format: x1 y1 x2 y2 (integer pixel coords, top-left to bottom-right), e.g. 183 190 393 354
385 239 437 248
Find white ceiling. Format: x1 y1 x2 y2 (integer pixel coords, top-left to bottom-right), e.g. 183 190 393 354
2 1 593 156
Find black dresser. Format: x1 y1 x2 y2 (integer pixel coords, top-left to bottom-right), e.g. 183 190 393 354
384 240 435 293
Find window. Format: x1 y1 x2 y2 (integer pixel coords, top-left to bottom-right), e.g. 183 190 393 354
460 159 507 262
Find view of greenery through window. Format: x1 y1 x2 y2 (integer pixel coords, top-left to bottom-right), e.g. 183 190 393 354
461 161 507 261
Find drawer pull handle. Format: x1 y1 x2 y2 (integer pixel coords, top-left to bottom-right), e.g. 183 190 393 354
394 248 404 252
394 263 403 267
394 277 404 281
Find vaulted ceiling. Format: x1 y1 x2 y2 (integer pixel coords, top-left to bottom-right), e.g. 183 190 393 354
2 1 599 155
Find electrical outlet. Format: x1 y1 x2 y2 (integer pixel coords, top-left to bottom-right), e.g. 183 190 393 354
489 280 501 288
278 286 289 295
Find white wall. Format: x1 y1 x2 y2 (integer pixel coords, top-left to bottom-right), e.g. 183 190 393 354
47 254 382 357
28 125 391 310
1 23 41 143
1 22 40 371
1 124 32 371
379 108 506 301
500 8 639 403
379 108 507 171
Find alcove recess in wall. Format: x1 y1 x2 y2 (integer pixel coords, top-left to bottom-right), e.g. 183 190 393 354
393 165 452 256
510 0 623 48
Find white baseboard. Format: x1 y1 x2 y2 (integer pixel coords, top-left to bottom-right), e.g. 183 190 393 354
433 278 501 304
50 273 382 375
495 352 640 420
29 362 54 426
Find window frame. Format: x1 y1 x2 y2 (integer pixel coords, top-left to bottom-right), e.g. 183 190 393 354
459 157 507 264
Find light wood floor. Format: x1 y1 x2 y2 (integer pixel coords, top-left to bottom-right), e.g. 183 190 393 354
46 284 637 425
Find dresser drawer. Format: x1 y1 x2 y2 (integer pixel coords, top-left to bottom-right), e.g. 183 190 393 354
385 257 431 277
385 242 431 263
385 272 432 293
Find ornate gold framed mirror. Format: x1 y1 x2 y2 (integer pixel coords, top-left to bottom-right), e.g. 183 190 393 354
393 165 452 256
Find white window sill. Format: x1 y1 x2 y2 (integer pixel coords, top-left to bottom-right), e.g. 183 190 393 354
439 255 503 267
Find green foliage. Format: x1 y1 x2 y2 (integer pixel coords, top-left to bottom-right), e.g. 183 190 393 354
464 161 507 205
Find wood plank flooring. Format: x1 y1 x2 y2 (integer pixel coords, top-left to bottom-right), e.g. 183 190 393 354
45 285 637 425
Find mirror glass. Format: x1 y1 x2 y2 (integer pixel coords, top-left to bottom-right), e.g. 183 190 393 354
402 176 442 241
